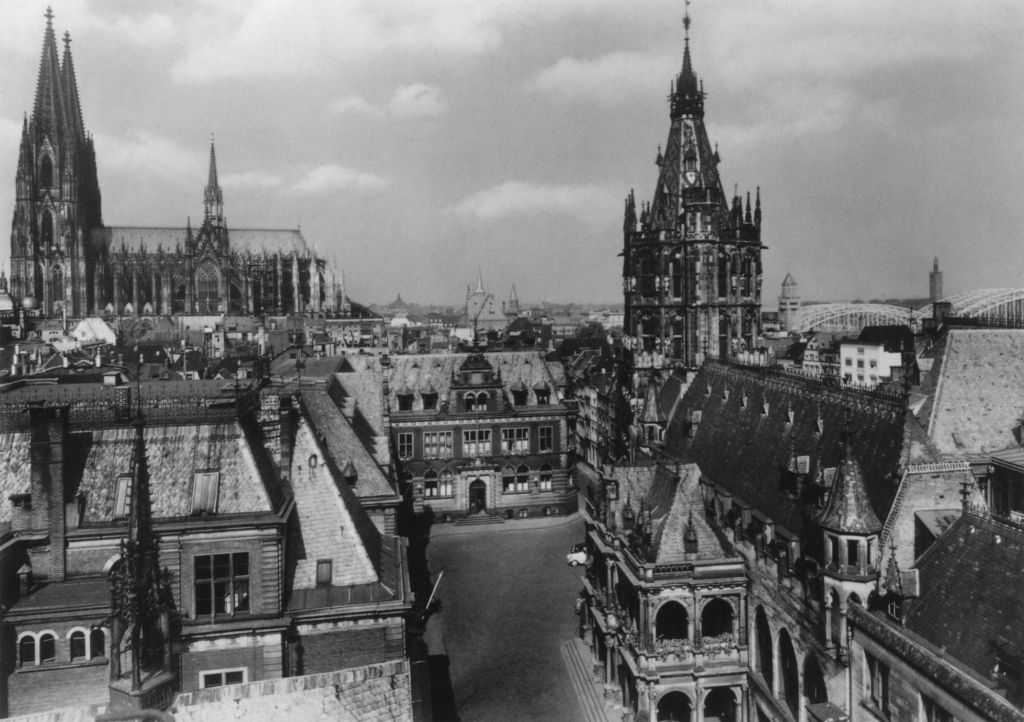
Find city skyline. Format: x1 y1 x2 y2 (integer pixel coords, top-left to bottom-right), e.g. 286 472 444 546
0 1 1021 307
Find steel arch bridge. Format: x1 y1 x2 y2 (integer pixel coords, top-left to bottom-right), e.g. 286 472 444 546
797 303 916 333
914 288 1024 323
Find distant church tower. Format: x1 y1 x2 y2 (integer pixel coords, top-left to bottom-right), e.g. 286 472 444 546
9 9 102 317
929 257 943 303
778 273 800 332
621 6 763 369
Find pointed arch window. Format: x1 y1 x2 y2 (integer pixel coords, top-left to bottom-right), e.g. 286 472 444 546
40 155 54 188
41 210 54 251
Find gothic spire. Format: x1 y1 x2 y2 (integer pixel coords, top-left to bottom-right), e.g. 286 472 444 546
61 30 85 139
671 0 703 120
33 7 67 138
204 136 224 221
475 269 485 294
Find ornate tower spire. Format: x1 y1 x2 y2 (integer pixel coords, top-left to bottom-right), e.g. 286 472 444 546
34 7 66 139
61 30 85 139
671 0 704 120
204 135 224 222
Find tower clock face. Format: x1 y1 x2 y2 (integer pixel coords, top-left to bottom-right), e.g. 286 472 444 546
684 170 698 186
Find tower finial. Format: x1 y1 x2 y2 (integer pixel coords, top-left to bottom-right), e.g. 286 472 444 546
45 6 54 26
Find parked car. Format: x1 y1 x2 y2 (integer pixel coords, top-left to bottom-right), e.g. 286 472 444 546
566 543 589 566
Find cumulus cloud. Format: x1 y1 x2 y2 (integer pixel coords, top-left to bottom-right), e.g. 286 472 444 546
291 165 390 194
452 181 618 222
329 84 446 119
389 84 446 118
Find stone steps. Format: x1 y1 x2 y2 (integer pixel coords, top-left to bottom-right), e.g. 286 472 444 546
453 514 505 527
561 638 618 722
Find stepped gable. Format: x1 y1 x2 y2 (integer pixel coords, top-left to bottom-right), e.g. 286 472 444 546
651 464 732 563
907 512 1024 706
384 351 562 410
664 361 907 538
927 329 1024 457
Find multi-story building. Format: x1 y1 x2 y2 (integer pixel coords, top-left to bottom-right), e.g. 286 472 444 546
838 326 916 388
9 11 337 319
778 275 801 333
621 9 764 371
0 379 411 717
378 351 577 520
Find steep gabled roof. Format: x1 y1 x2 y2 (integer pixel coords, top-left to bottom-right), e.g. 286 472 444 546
651 464 731 563
664 362 920 538
818 449 883 535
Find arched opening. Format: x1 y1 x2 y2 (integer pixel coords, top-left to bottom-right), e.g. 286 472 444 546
804 654 828 706
468 478 486 514
778 628 800 717
18 635 35 666
196 262 220 314
655 600 689 641
464 392 478 412
828 587 842 647
69 630 86 660
704 687 738 722
38 632 56 663
90 628 106 659
476 391 489 409
41 210 54 250
539 463 553 491
501 465 516 493
40 155 54 187
657 691 692 722
50 265 64 309
755 606 773 689
424 470 439 498
515 464 529 492
701 597 733 638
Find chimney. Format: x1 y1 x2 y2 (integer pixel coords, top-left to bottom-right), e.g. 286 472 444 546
29 406 69 582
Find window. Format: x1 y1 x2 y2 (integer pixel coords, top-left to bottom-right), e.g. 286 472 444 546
857 347 864 355
114 473 132 519
463 429 492 457
516 465 529 491
424 470 439 498
201 668 247 688
502 465 525 493
18 635 35 666
438 470 454 497
194 552 250 619
856 359 864 369
69 630 86 661
866 653 890 717
501 427 530 454
38 633 55 663
845 358 852 366
191 471 220 515
398 432 414 460
921 695 954 722
90 628 105 659
869 360 877 369
424 431 453 459
316 559 332 587
539 464 553 492
847 539 859 568
539 426 554 453
536 387 550 405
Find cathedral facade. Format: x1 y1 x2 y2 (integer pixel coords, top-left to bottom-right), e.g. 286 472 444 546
9 11 333 319
621 11 764 368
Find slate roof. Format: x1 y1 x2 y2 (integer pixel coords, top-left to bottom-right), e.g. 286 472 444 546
383 352 565 409
94 226 309 255
651 464 731 563
927 329 1024 456
299 385 395 500
663 362 919 538
907 512 1024 704
0 432 31 521
78 423 273 521
818 451 883 535
857 325 915 352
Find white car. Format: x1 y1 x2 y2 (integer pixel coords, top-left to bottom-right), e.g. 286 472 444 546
566 544 589 566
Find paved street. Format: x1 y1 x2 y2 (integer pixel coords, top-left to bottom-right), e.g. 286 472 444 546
426 515 589 721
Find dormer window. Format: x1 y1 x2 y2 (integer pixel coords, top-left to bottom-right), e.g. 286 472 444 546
534 382 551 405
191 470 220 515
511 383 528 406
465 391 488 412
422 390 439 410
114 474 132 519
396 386 414 411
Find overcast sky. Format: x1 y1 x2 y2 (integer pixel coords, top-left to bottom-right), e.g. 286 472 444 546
1 1 1022 307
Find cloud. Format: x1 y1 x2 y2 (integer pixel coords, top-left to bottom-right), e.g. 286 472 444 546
93 131 205 180
528 51 673 104
222 171 283 190
329 95 384 118
291 165 390 194
453 181 618 222
329 84 446 119
389 84 446 118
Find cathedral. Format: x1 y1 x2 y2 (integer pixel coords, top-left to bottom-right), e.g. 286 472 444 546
621 9 764 368
8 10 334 319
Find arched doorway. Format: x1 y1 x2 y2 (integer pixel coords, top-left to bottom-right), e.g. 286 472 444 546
804 654 827 705
468 479 486 514
778 628 800 718
655 600 689 641
704 687 737 722
657 691 691 722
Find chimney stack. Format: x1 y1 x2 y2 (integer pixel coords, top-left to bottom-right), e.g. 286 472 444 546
29 406 69 582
